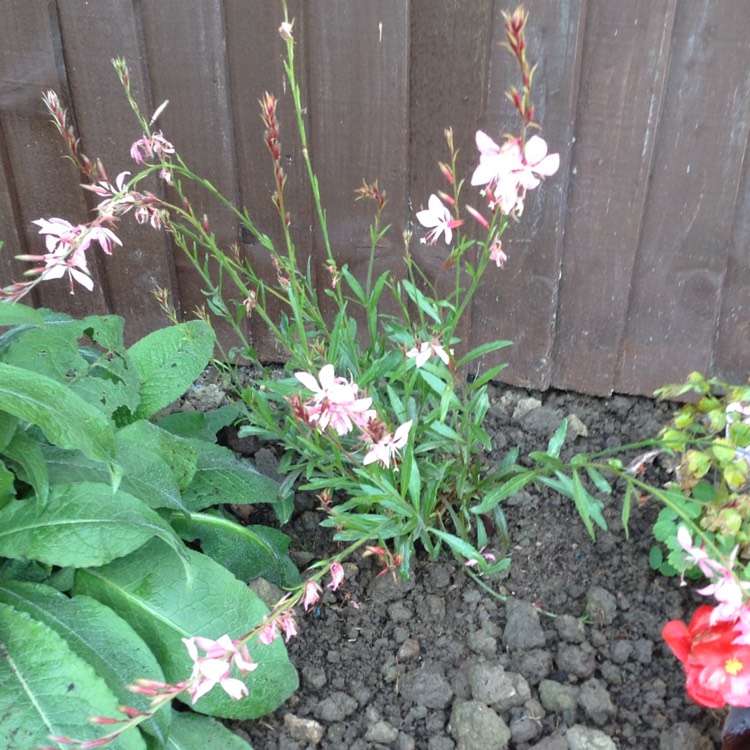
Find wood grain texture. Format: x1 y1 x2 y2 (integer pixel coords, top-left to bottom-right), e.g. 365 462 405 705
615 0 750 394
0 0 107 317
551 0 676 395
56 0 177 342
470 0 583 389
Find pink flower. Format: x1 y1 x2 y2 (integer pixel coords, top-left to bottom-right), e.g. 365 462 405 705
416 194 463 245
278 610 298 641
328 562 345 591
517 135 560 190
489 236 508 268
295 364 374 436
302 580 322 611
257 620 279 646
130 130 175 164
182 634 257 703
406 339 452 368
464 546 497 568
363 420 412 469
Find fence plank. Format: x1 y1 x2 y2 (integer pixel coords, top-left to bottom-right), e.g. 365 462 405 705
615 0 750 394
0 0 107 317
224 0 312 360
551 0 677 396
305 0 410 343
470 0 583 389
139 0 242 347
56 0 177 343
713 129 750 384
409 0 494 356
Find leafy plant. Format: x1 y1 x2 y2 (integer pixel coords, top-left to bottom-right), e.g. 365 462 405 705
0 304 298 749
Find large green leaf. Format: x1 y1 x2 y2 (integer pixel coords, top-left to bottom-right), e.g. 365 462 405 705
181 440 281 511
168 512 301 588
3 427 49 506
128 321 215 419
0 581 169 743
0 482 185 568
0 602 146 750
163 711 253 749
0 361 115 462
0 301 44 327
74 540 299 719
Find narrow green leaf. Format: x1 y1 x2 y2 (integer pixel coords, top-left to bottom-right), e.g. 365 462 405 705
0 581 169 743
165 711 253 750
456 339 512 368
622 483 633 540
74 540 298 719
401 280 441 324
585 466 612 495
471 472 535 514
546 419 568 459
465 363 508 392
128 321 215 419
0 482 185 568
0 602 146 750
429 528 480 563
0 361 115 462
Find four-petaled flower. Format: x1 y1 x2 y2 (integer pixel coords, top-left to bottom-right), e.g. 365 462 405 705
295 364 374 436
130 131 175 164
406 339 452 368
363 420 413 469
416 194 463 245
182 634 257 704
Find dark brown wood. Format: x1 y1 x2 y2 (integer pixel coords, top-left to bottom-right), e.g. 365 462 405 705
138 0 242 349
471 0 585 389
56 0 178 343
0 0 107 317
615 0 750 395
551 0 677 396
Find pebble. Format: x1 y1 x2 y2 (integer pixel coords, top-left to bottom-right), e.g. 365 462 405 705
283 713 325 744
538 679 580 712
513 397 542 420
566 725 617 750
555 643 596 678
313 691 358 721
301 665 327 689
578 678 615 725
503 599 546 650
609 639 633 664
449 700 511 750
397 638 421 661
400 668 454 709
585 586 618 626
466 628 498 655
364 720 399 744
554 614 587 644
659 722 714 750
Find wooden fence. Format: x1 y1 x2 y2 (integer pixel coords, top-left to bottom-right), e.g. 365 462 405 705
0 0 748 397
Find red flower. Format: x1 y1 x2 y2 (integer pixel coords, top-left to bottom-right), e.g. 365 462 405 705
663 605 750 708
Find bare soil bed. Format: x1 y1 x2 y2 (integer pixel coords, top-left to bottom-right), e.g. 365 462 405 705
184 376 725 749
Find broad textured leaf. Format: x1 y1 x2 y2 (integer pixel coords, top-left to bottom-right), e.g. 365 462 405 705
0 301 44 326
0 482 185 567
4 428 48 506
0 602 145 750
74 540 299 719
0 581 169 743
0 459 16 506
168 512 301 588
0 361 115 462
128 320 215 418
181 440 281 511
163 710 254 749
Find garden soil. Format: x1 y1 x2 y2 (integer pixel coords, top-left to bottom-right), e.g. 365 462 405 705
183 375 724 750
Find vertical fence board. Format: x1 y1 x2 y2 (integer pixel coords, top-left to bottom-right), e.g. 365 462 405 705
409 0 493 351
139 0 242 346
0 0 107 317
713 130 750 384
305 0 409 332
615 0 750 395
469 0 583 389
551 0 676 396
56 0 177 342
224 0 311 360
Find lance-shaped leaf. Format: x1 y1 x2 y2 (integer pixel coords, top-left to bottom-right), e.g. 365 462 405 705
168 512 301 589
0 602 146 750
0 361 115 462
128 320 215 419
0 482 185 568
0 580 169 743
74 540 298 719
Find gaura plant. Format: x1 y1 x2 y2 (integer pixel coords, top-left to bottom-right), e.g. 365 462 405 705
0 304 302 748
2 3 561 580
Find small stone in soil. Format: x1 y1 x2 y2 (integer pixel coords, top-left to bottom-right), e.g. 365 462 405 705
503 599 546 650
449 699 511 750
